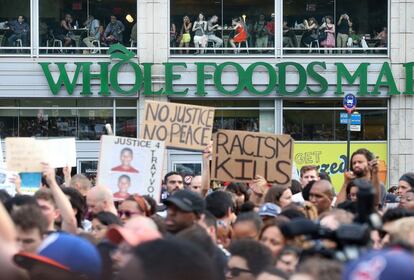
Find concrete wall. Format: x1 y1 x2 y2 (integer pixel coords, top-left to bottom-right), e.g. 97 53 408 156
388 0 414 186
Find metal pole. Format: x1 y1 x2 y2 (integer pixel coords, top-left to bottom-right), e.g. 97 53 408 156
346 112 351 171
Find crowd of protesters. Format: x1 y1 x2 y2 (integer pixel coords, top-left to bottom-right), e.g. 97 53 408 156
1 146 414 280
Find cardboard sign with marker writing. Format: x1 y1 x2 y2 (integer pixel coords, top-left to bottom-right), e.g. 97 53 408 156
211 130 294 184
97 136 164 202
5 138 77 172
6 138 47 172
140 101 215 151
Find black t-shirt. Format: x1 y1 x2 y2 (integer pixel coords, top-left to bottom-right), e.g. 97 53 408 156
337 19 350 35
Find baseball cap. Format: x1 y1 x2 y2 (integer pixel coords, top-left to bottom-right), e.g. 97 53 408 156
14 233 102 280
343 248 414 280
164 189 205 214
259 203 281 218
107 216 162 246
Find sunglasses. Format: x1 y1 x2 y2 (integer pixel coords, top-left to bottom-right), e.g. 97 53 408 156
118 210 140 218
228 267 251 277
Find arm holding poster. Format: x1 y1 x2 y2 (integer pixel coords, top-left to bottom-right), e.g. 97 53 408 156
249 175 268 207
42 163 77 234
0 199 16 243
201 142 212 197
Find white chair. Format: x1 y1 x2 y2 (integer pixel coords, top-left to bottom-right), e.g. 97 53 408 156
46 39 63 53
237 41 249 54
207 40 217 54
130 40 137 47
91 39 101 54
15 39 23 53
309 40 320 53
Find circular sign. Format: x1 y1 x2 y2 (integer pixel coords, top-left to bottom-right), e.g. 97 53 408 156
343 94 357 109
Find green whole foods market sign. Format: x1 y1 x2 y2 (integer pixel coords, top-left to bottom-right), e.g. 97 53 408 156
39 44 414 96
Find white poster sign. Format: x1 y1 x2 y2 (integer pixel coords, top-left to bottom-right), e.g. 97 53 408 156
97 136 164 202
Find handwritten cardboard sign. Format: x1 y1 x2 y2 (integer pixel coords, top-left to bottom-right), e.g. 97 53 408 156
140 101 215 151
211 130 294 184
97 136 164 202
5 138 77 172
6 138 47 172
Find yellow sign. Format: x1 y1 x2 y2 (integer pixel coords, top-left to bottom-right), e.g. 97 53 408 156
294 142 387 191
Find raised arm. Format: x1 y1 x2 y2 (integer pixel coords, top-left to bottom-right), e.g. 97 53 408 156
42 163 77 234
336 171 356 205
201 142 212 197
369 157 382 208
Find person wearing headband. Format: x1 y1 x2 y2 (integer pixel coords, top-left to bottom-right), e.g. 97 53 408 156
397 173 414 197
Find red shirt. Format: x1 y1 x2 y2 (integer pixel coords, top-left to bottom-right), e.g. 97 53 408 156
111 165 139 173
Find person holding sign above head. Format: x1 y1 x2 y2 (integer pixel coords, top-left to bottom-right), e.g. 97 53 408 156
113 175 132 200
111 148 139 174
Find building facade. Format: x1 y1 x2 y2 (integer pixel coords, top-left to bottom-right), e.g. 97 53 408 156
0 0 413 189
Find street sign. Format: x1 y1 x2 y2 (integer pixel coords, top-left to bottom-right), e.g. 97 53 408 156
343 94 357 113
340 112 361 125
340 113 348 124
350 125 361 132
351 112 361 125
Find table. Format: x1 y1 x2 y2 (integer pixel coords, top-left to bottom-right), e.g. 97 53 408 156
68 28 88 47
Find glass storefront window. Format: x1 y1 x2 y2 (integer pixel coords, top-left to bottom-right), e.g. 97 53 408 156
116 109 137 138
0 109 18 138
39 0 137 55
170 0 274 55
19 109 77 137
0 0 30 54
78 109 112 140
283 0 388 55
284 109 387 141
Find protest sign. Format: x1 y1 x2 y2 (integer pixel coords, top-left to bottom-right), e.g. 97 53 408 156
0 168 16 196
140 101 215 151
20 172 42 195
211 130 294 184
6 138 77 172
97 136 164 202
0 138 4 168
45 138 77 168
6 138 47 172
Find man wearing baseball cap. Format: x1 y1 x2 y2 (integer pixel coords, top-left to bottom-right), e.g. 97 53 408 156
13 232 102 280
106 216 161 273
164 189 205 234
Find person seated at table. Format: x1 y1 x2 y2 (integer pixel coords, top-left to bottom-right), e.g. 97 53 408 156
104 15 125 45
254 14 268 52
57 14 75 48
229 17 247 52
82 15 100 54
300 17 318 47
266 13 275 48
192 12 207 54
375 27 387 47
206 15 223 48
130 22 137 46
7 15 30 47
178 15 192 54
319 16 335 48
283 20 298 47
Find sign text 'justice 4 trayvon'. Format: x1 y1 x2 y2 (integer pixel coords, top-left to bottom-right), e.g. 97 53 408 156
38 44 414 97
211 130 294 184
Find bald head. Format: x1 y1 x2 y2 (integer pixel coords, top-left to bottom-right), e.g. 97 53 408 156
309 180 334 215
189 176 203 196
86 186 116 214
70 174 92 196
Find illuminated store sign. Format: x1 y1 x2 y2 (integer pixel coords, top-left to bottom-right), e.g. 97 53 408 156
39 44 414 96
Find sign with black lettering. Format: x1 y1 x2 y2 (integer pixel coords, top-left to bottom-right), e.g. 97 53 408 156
97 136 164 202
141 101 215 151
212 130 294 184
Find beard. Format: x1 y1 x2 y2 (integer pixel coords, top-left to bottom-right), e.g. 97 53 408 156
353 167 368 178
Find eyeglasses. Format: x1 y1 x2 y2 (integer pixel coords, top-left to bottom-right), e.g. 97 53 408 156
118 210 140 218
228 267 251 277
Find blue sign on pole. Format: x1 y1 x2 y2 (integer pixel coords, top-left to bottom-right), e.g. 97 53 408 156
343 94 357 110
351 113 361 125
340 113 348 124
